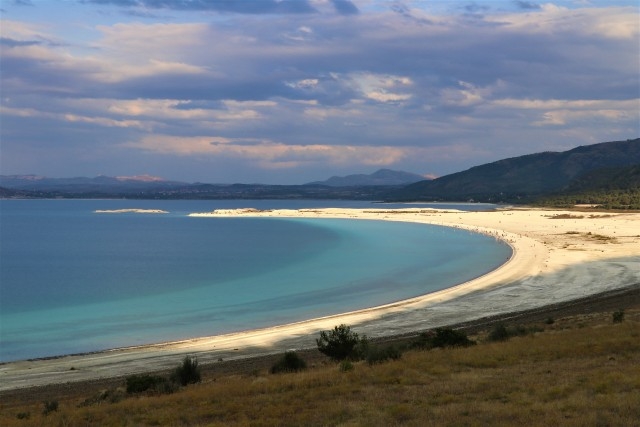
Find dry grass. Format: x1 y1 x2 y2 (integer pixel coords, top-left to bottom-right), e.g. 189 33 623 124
547 214 585 219
2 309 639 426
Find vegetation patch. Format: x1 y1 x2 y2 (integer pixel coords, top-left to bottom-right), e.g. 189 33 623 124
172 355 201 386
612 309 625 323
125 374 176 395
42 400 58 416
270 351 307 374
548 214 584 219
365 344 403 365
3 308 639 426
316 324 366 361
486 323 543 342
411 328 476 349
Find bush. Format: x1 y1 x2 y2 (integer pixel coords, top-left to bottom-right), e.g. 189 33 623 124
42 400 58 415
487 324 510 342
612 310 625 323
172 355 201 386
411 328 475 349
316 324 363 361
126 374 176 394
431 328 476 348
366 344 403 365
486 323 542 342
270 351 307 374
339 360 354 372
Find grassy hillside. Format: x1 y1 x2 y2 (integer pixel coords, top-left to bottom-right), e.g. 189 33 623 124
2 305 638 426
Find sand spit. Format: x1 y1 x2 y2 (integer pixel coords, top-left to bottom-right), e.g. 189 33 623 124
2 207 639 391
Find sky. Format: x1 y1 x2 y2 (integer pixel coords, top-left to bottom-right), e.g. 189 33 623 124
1 0 638 184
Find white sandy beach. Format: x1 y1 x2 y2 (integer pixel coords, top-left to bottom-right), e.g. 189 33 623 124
2 207 639 391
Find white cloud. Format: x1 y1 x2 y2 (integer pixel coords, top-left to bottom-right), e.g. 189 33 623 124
0 104 150 129
487 4 639 39
492 98 638 126
128 134 410 167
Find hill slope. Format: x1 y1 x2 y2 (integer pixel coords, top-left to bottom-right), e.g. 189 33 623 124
392 138 640 202
535 164 640 209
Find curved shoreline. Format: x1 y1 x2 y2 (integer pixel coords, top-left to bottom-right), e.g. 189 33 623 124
1 207 639 391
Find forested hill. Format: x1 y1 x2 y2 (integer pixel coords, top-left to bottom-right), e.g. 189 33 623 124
389 138 640 203
534 164 640 209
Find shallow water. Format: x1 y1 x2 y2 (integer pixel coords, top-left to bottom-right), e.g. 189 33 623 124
0 200 511 361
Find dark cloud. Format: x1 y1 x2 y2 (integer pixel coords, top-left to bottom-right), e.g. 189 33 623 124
464 2 490 13
0 37 41 47
81 0 317 14
390 2 433 25
514 1 541 10
330 0 358 16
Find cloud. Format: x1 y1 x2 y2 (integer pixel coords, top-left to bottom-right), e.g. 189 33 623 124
82 0 318 14
330 0 358 15
0 104 150 129
464 3 490 14
128 134 409 168
1 1 638 182
514 1 541 9
0 37 41 47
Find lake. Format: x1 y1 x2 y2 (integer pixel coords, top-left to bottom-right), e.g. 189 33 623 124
0 199 511 361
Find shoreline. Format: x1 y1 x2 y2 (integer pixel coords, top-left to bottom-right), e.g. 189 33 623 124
2 207 639 391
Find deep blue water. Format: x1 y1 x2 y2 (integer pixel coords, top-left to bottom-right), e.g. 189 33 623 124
0 200 510 361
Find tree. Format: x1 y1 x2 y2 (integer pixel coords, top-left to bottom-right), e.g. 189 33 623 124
316 324 362 361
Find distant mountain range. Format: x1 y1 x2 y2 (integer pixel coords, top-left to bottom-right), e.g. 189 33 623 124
0 174 186 193
2 138 638 206
307 169 426 186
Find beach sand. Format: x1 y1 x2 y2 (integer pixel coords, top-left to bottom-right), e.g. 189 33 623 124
2 207 639 391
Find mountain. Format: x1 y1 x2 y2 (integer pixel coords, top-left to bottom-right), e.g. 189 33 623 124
307 169 426 187
0 175 187 194
0 176 394 200
2 139 638 204
390 138 640 202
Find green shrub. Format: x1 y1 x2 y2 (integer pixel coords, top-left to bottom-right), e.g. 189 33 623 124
487 324 541 342
127 374 162 393
612 310 625 323
172 355 201 386
316 324 363 361
354 334 370 360
339 360 354 372
487 324 511 342
270 351 307 374
42 400 58 415
366 344 403 365
412 328 475 349
16 412 30 420
431 328 476 348
545 317 555 325
125 374 176 394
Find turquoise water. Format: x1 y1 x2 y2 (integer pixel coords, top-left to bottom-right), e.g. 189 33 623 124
0 200 511 361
